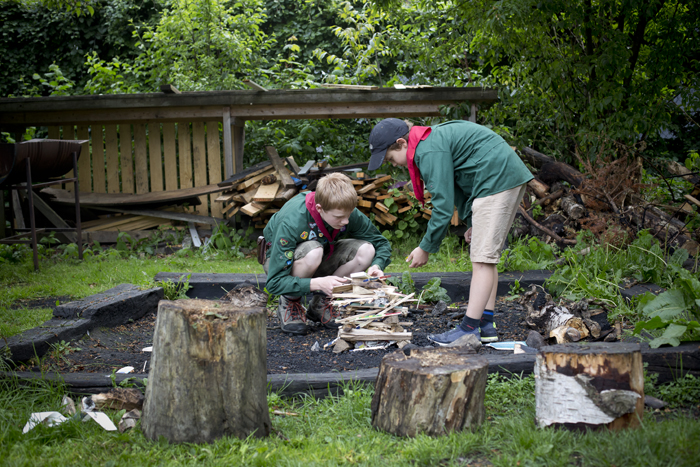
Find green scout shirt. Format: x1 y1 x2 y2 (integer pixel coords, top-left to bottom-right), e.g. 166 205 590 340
414 120 533 253
263 192 392 296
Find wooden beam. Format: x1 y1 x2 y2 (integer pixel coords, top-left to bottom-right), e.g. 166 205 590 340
265 146 296 188
222 107 233 178
91 206 224 226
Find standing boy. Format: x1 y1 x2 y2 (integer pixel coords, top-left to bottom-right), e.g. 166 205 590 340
367 119 533 345
263 173 391 335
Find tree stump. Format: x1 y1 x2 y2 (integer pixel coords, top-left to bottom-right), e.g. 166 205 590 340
535 342 644 430
141 299 270 443
371 347 487 437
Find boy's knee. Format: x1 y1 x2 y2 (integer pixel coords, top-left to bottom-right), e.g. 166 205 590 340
355 242 375 262
300 246 324 267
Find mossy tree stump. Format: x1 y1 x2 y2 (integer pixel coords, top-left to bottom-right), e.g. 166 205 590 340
535 342 644 430
371 347 488 437
142 299 270 443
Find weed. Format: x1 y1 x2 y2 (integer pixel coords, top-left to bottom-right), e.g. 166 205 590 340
420 277 451 304
159 274 192 300
385 271 415 295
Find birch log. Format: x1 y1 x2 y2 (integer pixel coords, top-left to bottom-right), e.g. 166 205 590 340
141 300 270 443
535 343 644 430
371 347 487 437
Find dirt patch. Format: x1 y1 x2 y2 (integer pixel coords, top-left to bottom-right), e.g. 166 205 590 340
22 297 532 375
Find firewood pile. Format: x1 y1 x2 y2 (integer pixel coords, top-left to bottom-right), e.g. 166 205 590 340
215 146 441 229
325 272 418 353
514 147 700 259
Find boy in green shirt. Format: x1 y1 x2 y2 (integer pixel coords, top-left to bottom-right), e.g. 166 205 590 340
263 173 391 335
368 119 533 345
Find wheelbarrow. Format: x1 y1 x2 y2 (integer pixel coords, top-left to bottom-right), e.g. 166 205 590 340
0 139 87 270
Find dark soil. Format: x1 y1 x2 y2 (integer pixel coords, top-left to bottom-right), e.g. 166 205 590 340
29 297 531 375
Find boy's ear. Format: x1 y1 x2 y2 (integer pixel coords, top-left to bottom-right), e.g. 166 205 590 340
315 203 324 213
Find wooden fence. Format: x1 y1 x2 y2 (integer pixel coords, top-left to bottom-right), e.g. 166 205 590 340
48 121 225 218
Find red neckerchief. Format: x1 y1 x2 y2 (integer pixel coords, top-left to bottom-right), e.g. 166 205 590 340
406 126 432 206
305 192 339 258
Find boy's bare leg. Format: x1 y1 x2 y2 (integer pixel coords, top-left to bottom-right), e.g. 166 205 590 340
333 243 375 277
290 247 323 286
465 262 497 320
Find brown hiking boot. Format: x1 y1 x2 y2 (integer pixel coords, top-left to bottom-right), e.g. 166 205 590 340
277 296 308 335
306 293 341 329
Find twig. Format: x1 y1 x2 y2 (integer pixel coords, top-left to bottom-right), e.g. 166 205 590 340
518 206 577 245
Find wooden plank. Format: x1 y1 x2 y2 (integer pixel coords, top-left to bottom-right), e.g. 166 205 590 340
240 168 276 189
684 194 700 208
42 183 225 206
120 124 135 194
222 108 233 178
374 202 389 213
178 122 193 189
253 182 280 202
265 146 296 188
104 124 120 193
62 125 77 191
285 156 300 175
91 125 106 193
232 121 245 175
133 123 149 194
77 125 91 192
85 215 139 231
358 199 372 208
47 126 59 139
92 206 223 226
148 122 164 192
218 160 271 187
206 121 223 218
274 187 296 202
192 121 208 213
240 202 268 216
162 122 178 191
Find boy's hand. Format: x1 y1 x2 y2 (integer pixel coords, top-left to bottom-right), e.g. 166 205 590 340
406 247 429 268
367 265 384 277
464 227 472 243
310 276 349 296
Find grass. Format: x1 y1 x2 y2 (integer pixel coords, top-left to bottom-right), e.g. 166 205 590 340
0 370 698 466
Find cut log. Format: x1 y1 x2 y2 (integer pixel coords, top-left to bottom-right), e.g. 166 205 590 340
535 342 644 430
538 161 585 187
141 300 270 443
371 347 487 437
521 147 556 169
624 205 699 256
528 178 550 198
560 195 585 219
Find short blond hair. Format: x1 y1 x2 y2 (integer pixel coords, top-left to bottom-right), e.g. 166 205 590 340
315 173 358 212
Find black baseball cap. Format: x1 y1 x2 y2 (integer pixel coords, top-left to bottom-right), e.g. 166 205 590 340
368 118 409 171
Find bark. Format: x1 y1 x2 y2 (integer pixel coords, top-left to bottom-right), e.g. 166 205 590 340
371 347 487 437
561 196 586 220
535 343 644 430
141 300 270 443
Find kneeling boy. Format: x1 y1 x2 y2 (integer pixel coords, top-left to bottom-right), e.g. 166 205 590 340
262 173 391 334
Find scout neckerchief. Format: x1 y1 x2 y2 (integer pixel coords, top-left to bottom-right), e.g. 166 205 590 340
406 126 432 206
305 192 339 258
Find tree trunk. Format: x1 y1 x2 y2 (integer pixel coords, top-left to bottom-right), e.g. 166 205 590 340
624 206 699 256
535 342 644 430
142 299 271 443
371 347 487 437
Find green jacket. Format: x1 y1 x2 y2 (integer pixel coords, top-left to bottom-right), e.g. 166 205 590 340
414 121 533 253
263 192 392 296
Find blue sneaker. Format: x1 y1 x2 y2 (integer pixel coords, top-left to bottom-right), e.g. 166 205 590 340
480 321 498 343
428 326 480 347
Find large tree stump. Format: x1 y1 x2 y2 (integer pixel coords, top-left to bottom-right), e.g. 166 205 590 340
371 347 487 437
141 300 270 443
535 342 644 430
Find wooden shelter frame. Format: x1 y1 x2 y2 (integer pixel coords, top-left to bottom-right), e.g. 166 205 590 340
0 87 498 219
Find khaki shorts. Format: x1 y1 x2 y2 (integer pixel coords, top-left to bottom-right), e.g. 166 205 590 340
264 239 369 276
470 184 527 263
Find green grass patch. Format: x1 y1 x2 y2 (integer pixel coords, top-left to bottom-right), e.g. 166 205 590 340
0 372 698 466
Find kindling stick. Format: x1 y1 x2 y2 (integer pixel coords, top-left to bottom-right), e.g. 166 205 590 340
337 293 415 323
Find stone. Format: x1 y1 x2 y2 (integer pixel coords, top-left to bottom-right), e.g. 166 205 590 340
526 330 546 349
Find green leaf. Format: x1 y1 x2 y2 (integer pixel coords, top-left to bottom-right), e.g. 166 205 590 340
643 290 687 320
650 324 687 348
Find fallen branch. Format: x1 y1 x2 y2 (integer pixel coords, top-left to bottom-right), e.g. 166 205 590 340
518 206 577 245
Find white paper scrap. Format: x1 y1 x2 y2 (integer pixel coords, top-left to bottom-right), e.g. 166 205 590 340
142 346 153 352
116 366 134 374
486 341 527 350
23 412 68 433
84 411 118 431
